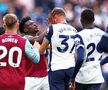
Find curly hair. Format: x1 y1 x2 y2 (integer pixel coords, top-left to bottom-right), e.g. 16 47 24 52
19 16 31 33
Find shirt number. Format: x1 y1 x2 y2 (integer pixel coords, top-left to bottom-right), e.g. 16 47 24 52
86 43 95 62
0 46 22 67
57 35 75 53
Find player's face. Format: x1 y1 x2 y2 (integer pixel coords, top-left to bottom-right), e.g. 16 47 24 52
26 20 38 33
46 14 56 26
51 15 59 24
46 18 52 26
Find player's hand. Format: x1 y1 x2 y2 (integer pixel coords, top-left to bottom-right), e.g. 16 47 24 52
33 41 40 49
69 82 76 90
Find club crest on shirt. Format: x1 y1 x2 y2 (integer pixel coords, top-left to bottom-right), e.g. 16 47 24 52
75 38 81 46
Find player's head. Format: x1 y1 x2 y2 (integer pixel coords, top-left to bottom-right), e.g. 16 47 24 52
46 13 54 26
3 13 19 30
80 9 94 27
49 8 66 24
19 16 38 34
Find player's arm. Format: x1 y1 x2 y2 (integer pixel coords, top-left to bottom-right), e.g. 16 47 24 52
35 30 47 44
39 25 53 54
100 56 108 65
97 35 108 53
39 39 49 54
69 34 85 90
25 39 40 63
71 47 84 81
69 34 84 88
97 27 108 53
23 35 36 45
69 47 84 90
24 30 46 45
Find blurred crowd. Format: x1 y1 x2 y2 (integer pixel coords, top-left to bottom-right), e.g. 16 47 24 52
0 0 108 31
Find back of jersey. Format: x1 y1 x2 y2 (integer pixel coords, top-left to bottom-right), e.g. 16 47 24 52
49 23 77 71
75 27 104 84
0 34 26 90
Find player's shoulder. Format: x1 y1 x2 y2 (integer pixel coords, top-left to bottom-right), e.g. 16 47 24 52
79 27 104 34
14 34 24 38
68 24 77 32
76 29 85 36
75 28 92 39
14 34 26 41
94 27 104 31
51 23 77 33
93 27 105 35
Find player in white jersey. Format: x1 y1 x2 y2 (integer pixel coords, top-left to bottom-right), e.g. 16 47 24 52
97 26 108 90
97 26 108 64
69 9 104 90
39 8 77 90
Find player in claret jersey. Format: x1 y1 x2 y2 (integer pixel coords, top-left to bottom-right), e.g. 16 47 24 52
0 13 40 90
19 16 49 90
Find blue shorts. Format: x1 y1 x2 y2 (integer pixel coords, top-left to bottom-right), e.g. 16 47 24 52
48 67 74 90
76 82 102 90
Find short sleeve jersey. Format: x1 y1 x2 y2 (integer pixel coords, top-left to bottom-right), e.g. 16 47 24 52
45 23 77 71
0 34 27 90
25 54 48 77
74 28 104 84
24 35 48 77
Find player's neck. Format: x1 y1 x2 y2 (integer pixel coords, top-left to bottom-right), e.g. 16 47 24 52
57 19 67 24
83 24 94 29
5 29 17 34
25 32 36 36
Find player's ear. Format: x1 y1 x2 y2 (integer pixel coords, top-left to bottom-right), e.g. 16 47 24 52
24 28 28 33
16 21 19 29
53 15 57 24
3 23 6 29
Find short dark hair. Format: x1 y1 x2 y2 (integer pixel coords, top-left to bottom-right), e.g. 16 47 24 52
81 9 94 24
19 16 31 33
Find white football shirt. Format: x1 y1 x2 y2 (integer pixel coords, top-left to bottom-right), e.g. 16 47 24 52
74 27 104 84
45 23 77 71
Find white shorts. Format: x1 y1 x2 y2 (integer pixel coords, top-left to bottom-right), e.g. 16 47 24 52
25 76 49 90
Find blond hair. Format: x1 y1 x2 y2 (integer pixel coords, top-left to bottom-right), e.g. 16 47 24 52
3 13 18 29
50 8 66 18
